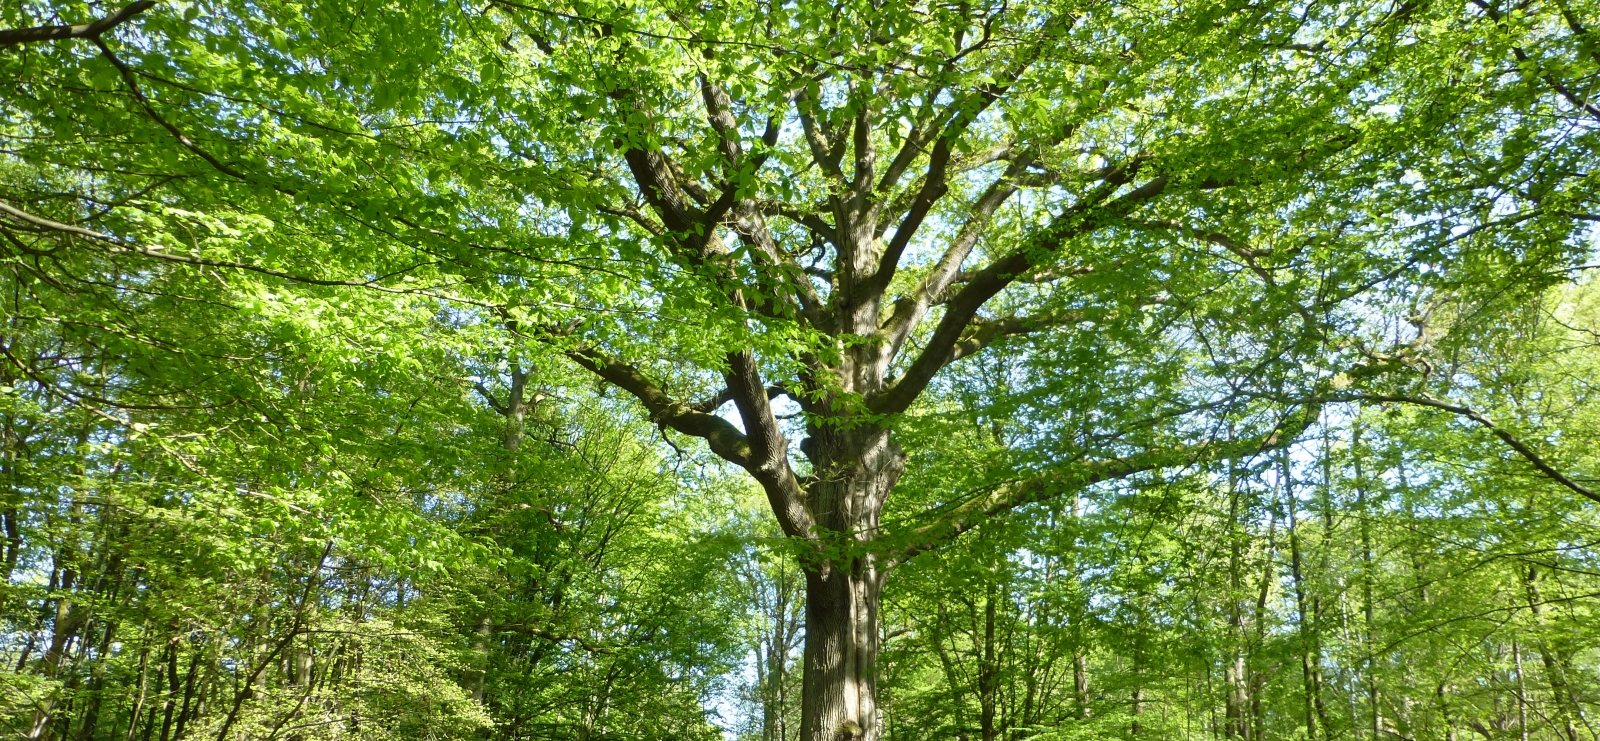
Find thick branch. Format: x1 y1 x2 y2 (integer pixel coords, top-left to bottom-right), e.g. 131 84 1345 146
0 1 154 48
622 148 705 240
874 88 947 195
866 24 1064 297
849 90 878 201
867 134 952 297
472 382 509 415
563 344 814 538
945 311 1087 364
874 171 1166 415
563 346 753 466
691 384 792 413
796 84 845 179
700 75 746 167
722 349 815 539
877 156 1034 361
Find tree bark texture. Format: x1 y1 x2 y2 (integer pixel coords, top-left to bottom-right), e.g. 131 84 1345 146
796 432 901 741
799 553 885 741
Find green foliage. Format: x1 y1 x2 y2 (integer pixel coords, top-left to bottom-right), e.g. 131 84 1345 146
3 0 1600 739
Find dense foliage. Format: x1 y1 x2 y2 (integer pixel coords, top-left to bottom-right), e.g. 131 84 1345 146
2 0 1599 739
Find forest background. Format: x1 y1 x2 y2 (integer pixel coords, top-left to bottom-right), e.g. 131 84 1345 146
2 0 1600 740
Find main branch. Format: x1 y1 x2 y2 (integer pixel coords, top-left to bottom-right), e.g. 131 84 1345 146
0 0 154 48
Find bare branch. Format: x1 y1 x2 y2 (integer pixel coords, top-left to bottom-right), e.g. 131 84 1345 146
757 200 838 245
595 203 665 236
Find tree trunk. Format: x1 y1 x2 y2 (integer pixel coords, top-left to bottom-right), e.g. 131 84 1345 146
794 426 903 741
1073 652 1091 721
1523 566 1585 741
1513 640 1528 741
978 580 999 741
1224 469 1250 741
1284 454 1324 741
799 558 885 741
1355 424 1381 741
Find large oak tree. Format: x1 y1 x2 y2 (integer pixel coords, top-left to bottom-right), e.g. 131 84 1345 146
4 0 1596 738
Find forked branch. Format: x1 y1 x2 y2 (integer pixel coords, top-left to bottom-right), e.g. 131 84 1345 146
563 346 753 466
872 172 1168 415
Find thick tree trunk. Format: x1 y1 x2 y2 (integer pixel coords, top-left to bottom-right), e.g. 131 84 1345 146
799 557 885 741
794 428 902 741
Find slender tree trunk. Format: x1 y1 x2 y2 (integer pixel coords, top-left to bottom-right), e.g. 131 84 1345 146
1355 424 1381 741
0 369 22 615
1436 682 1458 741
469 618 492 704
27 566 88 741
124 643 151 741
1132 646 1147 739
979 580 998 741
468 360 532 709
1225 470 1249 741
1284 455 1323 741
932 601 968 740
1074 653 1091 722
172 642 205 741
1248 506 1277 741
1069 494 1090 722
74 620 120 741
1524 566 1583 741
1513 640 1528 741
158 637 180 741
